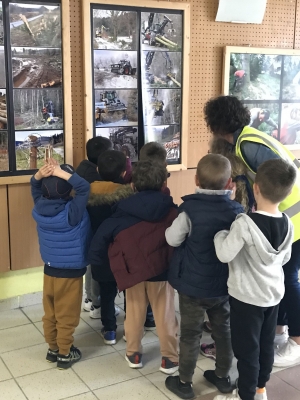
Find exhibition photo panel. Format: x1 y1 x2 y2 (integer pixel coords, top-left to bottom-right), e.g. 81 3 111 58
282 56 300 100
145 125 180 163
96 127 138 162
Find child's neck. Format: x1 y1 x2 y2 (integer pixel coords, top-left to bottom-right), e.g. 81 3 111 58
256 198 280 215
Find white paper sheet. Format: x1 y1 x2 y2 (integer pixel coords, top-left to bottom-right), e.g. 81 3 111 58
216 0 267 24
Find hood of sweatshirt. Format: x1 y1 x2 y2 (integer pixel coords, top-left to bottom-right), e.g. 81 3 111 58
115 190 177 222
34 197 70 217
236 213 293 266
88 181 133 207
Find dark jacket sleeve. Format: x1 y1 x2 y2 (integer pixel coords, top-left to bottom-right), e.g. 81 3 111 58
88 217 117 265
240 141 280 173
76 161 101 183
30 175 43 204
67 173 90 226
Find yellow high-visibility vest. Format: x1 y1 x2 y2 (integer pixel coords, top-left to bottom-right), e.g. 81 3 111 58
235 126 300 242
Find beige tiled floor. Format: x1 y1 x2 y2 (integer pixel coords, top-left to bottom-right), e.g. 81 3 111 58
0 292 299 400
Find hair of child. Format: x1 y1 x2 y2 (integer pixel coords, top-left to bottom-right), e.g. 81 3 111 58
97 150 126 182
132 160 168 192
86 136 113 164
196 153 231 190
256 159 297 203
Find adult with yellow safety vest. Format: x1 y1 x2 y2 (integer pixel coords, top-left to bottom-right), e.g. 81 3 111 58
204 96 300 370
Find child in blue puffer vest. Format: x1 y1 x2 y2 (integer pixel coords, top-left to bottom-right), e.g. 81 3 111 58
31 159 91 370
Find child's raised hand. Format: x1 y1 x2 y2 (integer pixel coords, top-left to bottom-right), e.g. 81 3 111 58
47 158 59 167
35 163 54 180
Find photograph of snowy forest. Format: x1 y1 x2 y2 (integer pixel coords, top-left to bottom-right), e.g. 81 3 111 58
225 48 300 146
93 9 137 50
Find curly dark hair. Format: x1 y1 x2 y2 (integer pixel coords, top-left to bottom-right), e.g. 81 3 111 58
204 96 250 136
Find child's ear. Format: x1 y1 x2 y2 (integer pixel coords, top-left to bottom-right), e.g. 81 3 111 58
224 177 232 190
195 175 200 187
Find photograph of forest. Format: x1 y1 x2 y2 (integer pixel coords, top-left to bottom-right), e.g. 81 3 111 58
10 3 61 47
94 50 137 89
142 88 181 126
229 53 281 100
95 89 138 127
141 12 182 51
283 56 300 100
0 89 7 129
144 124 180 162
141 51 181 88
93 9 137 50
96 126 138 161
13 88 63 130
0 131 8 171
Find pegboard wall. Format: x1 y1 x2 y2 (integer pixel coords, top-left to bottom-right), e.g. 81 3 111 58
69 0 299 169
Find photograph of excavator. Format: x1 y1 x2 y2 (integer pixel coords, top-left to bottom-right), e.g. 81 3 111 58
142 50 181 88
145 125 180 162
93 9 137 50
143 88 181 126
141 12 182 51
9 3 61 48
96 126 138 161
95 89 138 127
94 50 137 89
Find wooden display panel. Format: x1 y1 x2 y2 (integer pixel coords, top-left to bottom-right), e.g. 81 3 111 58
0 186 10 272
81 0 190 172
8 184 42 270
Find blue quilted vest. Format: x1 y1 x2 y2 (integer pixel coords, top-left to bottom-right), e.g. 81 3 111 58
32 202 91 269
168 193 244 298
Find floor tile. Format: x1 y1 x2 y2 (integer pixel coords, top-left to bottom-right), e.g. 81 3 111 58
1 343 56 378
72 352 141 390
80 312 103 331
94 376 169 399
0 324 44 353
0 358 12 381
266 373 300 400
115 292 124 306
17 368 89 400
22 303 44 323
74 331 116 360
0 379 27 399
274 364 300 390
65 393 98 400
147 369 216 400
0 309 30 330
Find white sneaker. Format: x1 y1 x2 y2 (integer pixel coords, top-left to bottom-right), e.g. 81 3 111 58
83 298 92 312
274 338 300 367
213 389 241 400
89 305 101 319
274 329 288 349
254 389 268 400
115 305 120 316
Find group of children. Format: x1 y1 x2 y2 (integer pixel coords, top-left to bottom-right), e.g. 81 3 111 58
31 134 297 400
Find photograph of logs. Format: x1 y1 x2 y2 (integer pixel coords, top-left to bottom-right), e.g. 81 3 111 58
10 3 61 47
12 47 62 88
144 124 180 163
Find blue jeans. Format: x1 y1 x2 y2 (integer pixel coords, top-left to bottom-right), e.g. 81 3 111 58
277 239 300 337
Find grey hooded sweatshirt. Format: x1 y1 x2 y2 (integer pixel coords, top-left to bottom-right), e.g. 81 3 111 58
214 213 294 307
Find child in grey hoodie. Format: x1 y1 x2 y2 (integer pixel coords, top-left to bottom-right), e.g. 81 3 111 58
213 159 296 400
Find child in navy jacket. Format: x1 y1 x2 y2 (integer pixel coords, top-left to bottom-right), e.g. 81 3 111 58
31 160 91 370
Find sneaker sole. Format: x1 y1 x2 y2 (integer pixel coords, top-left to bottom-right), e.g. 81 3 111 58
200 349 216 360
100 331 116 345
165 380 195 399
144 326 156 331
159 365 179 375
83 306 91 312
89 315 101 319
57 357 81 370
273 358 300 368
125 354 143 368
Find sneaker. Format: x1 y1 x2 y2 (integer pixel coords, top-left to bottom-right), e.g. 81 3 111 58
57 345 81 370
160 357 179 375
165 376 195 399
125 352 143 368
255 388 268 400
203 321 212 333
200 342 216 360
83 298 92 312
213 389 241 400
274 329 288 349
115 305 120 316
89 305 101 319
203 370 232 393
144 319 156 331
273 338 300 367
46 348 58 363
100 328 116 345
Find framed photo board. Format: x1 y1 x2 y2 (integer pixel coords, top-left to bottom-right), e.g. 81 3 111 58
0 0 72 184
223 46 300 153
82 0 190 171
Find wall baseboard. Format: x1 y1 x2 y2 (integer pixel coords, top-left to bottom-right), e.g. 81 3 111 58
0 291 43 311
